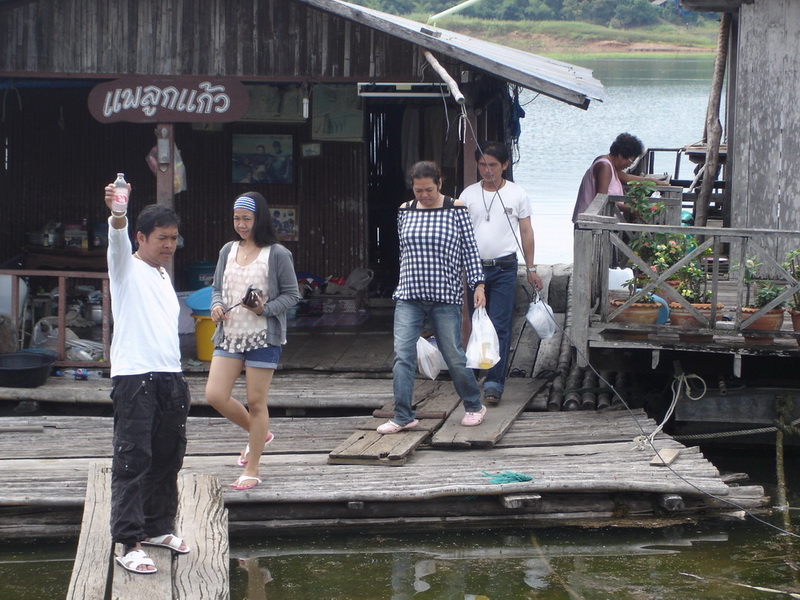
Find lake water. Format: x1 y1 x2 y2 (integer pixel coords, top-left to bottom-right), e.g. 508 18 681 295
517 55 719 264
6 57 800 600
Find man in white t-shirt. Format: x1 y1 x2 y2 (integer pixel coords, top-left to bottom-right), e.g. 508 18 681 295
104 183 191 575
461 142 543 405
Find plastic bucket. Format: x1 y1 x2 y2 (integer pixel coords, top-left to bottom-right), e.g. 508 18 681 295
192 314 215 361
185 261 216 291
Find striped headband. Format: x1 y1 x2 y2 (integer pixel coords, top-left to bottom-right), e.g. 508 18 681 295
233 196 257 212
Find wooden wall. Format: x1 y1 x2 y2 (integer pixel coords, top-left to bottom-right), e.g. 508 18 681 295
731 0 800 262
0 0 424 81
0 0 503 290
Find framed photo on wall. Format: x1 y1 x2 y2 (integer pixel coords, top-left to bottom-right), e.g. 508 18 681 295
232 134 293 184
270 206 299 242
241 85 304 122
311 84 363 141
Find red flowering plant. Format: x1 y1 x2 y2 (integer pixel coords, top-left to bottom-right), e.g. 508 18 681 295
624 181 664 224
624 181 668 269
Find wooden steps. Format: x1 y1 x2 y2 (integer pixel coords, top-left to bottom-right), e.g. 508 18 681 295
66 463 228 600
327 381 460 465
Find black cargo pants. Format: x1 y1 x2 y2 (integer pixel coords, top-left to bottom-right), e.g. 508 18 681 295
110 372 191 546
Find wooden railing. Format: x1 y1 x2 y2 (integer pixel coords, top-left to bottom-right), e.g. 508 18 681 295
572 194 800 367
0 269 111 367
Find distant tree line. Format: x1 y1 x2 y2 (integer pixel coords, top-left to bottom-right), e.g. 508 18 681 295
351 0 709 28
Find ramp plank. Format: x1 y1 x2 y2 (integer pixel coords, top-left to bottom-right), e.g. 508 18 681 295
173 474 229 600
66 461 114 600
431 378 546 448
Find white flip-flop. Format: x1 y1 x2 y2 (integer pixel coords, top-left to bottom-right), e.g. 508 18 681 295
142 533 190 554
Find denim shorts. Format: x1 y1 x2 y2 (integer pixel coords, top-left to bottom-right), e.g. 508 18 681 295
213 344 282 369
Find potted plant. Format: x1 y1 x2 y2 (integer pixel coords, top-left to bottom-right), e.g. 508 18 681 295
782 249 800 345
609 277 661 340
667 261 723 343
738 257 785 344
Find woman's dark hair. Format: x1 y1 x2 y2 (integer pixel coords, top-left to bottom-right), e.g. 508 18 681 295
475 141 510 165
408 161 442 186
135 204 180 237
609 133 644 159
234 191 279 247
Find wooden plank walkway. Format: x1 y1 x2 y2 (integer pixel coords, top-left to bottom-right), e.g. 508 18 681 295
0 373 391 410
0 409 769 540
66 463 228 600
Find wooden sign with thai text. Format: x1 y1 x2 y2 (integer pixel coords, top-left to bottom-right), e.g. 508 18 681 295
88 77 249 123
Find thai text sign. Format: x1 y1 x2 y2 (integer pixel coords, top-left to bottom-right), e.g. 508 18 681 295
88 77 249 123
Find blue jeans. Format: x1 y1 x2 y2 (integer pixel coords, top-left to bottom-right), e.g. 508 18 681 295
392 299 481 425
471 263 517 397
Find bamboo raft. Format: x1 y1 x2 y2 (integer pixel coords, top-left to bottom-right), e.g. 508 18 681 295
0 408 768 541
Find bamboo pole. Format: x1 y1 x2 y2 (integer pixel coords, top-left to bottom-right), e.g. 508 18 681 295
695 13 730 227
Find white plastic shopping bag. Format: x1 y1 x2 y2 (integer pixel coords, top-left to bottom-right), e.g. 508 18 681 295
526 293 556 339
466 307 500 369
416 336 444 380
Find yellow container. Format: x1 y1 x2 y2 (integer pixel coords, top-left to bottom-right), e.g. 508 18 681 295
192 314 215 362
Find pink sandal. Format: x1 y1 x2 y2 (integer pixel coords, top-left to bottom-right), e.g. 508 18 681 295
376 419 419 434
237 431 274 467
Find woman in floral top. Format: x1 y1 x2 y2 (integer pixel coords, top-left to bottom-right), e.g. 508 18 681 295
206 192 300 490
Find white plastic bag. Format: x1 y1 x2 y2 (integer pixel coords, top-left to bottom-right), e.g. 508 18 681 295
466 307 500 369
526 296 555 339
416 337 444 380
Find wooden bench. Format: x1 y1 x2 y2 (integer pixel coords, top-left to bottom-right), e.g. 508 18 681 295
66 462 229 600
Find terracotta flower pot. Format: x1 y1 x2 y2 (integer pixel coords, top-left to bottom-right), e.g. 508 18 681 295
740 306 785 345
609 300 660 340
668 302 723 343
791 309 800 346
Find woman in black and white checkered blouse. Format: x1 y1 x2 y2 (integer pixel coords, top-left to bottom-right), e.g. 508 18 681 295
377 161 488 435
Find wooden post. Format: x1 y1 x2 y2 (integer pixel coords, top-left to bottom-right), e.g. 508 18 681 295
695 13 731 227
154 124 176 279
572 226 592 367
461 107 478 192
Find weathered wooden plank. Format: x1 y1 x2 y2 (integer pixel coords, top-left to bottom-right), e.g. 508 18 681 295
0 374 392 409
66 462 113 600
173 474 229 600
431 378 546 448
651 448 681 466
329 383 461 465
330 333 394 372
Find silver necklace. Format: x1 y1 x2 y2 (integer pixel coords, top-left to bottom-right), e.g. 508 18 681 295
480 181 502 221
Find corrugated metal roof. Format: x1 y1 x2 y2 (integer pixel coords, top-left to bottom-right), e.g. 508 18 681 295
295 0 604 109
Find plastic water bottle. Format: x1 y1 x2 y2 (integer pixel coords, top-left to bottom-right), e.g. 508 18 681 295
112 173 128 213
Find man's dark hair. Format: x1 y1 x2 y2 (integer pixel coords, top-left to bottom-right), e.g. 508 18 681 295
475 141 510 164
609 133 644 159
235 191 279 247
135 204 180 237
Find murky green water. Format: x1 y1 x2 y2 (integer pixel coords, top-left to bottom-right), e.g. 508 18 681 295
4 514 799 599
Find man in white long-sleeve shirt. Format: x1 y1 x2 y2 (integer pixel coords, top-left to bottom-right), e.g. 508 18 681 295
104 183 191 575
